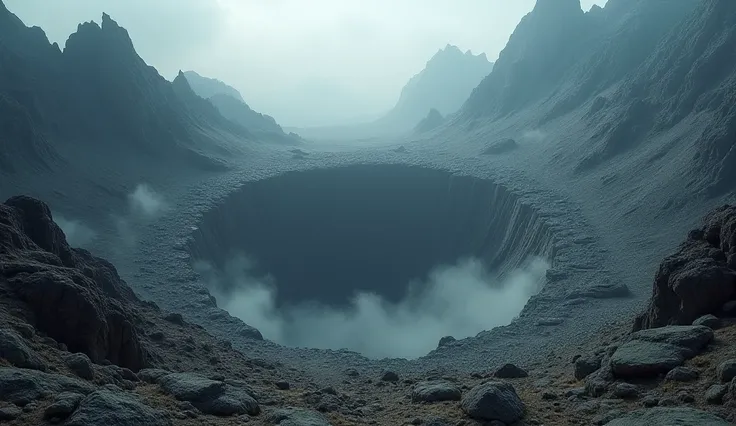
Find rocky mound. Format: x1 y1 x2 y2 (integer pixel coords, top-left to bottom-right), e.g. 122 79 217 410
413 108 445 133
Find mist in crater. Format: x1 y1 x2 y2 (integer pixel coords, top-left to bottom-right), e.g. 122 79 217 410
197 255 548 359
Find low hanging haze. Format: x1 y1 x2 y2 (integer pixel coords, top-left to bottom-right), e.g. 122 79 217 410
8 0 607 127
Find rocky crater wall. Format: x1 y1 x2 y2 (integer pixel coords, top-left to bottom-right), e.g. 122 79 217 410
187 164 557 308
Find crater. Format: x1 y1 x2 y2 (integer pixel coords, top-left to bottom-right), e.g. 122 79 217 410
188 164 557 358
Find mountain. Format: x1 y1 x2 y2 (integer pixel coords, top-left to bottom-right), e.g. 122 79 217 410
0 7 256 182
414 108 445 134
378 44 493 131
182 71 293 142
457 0 736 196
182 70 244 103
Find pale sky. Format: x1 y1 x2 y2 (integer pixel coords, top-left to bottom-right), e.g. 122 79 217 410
6 0 607 127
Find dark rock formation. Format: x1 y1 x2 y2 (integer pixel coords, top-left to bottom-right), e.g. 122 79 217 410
634 205 736 330
481 138 518 156
414 108 445 133
0 6 249 178
0 196 146 369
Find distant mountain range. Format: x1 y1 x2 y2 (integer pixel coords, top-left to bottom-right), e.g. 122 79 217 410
289 44 493 141
379 44 494 131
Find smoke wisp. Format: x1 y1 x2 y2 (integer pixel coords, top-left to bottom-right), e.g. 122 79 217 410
53 214 98 248
198 255 549 359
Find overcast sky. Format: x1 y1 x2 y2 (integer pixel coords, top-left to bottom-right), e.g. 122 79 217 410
6 0 606 127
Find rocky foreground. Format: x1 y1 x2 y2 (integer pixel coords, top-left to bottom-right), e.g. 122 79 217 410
0 197 735 425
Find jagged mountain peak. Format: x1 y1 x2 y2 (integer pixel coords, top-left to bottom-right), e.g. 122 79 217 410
65 13 136 55
532 0 583 16
183 71 245 103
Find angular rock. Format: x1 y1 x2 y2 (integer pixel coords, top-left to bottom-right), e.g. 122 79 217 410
603 407 731 426
461 381 525 423
264 407 331 425
158 373 259 416
629 325 713 356
159 373 224 402
664 366 698 382
0 405 21 420
610 340 684 378
692 314 720 329
380 371 399 382
574 354 602 380
437 336 456 348
137 368 170 384
717 360 736 382
612 383 639 399
411 381 462 403
0 367 93 405
493 363 528 379
43 392 84 420
65 390 171 426
706 384 728 404
64 353 94 380
0 328 46 371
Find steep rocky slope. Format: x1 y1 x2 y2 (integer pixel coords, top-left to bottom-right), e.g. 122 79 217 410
182 71 297 143
0 4 254 182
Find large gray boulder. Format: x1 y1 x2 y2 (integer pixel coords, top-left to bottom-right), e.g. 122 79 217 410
65 390 172 426
158 372 259 416
460 381 525 423
604 407 731 425
0 328 46 371
610 341 684 378
610 325 713 379
411 381 462 403
0 367 94 405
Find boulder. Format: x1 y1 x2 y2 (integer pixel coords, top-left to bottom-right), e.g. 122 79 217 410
264 407 331 425
705 384 728 404
380 370 399 382
629 325 713 356
460 381 525 423
717 359 736 382
610 340 684 378
43 392 84 421
65 390 171 426
0 367 94 405
0 328 46 371
64 353 95 380
158 372 260 416
411 381 462 403
664 366 699 382
603 407 731 425
493 363 528 378
574 354 602 380
692 314 720 329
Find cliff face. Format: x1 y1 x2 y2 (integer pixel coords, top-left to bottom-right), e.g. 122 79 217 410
0 6 252 177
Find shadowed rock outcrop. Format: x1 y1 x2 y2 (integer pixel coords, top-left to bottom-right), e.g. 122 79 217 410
634 205 736 330
0 195 146 369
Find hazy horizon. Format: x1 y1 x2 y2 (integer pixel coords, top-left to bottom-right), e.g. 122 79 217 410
6 0 607 128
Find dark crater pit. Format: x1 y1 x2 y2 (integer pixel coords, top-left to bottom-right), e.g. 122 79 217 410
188 164 555 309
